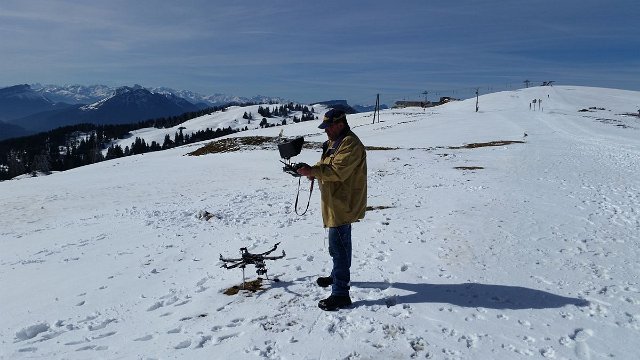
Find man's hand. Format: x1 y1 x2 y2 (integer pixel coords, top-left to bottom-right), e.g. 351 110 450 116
297 165 314 180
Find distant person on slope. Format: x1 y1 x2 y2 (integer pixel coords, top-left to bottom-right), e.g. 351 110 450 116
297 109 367 311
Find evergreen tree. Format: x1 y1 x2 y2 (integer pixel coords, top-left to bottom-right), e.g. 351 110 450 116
150 141 161 152
32 151 51 174
106 144 124 159
7 150 26 178
162 134 174 149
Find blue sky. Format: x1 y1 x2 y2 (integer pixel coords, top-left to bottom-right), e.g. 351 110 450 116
1 0 638 105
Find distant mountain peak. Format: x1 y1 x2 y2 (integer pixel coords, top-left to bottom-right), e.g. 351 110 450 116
0 84 55 123
114 85 152 97
4 84 31 92
0 84 51 102
30 83 113 105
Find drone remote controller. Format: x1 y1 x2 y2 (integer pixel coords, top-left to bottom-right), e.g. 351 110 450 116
280 161 309 177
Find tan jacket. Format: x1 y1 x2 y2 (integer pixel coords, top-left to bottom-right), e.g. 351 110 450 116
310 130 367 227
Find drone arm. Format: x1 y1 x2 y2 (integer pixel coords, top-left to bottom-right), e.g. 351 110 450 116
221 261 247 269
258 242 281 256
220 254 243 262
262 250 286 260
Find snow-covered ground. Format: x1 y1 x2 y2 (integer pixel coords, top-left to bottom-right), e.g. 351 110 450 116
1 86 639 359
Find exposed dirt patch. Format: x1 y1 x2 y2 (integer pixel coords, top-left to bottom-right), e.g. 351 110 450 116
366 146 398 151
449 140 525 149
188 136 322 156
189 136 524 157
579 107 606 112
366 205 395 211
454 166 484 170
621 112 640 119
189 135 401 156
595 118 632 128
223 278 265 295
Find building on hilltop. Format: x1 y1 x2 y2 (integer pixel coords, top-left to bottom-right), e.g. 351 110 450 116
393 97 457 109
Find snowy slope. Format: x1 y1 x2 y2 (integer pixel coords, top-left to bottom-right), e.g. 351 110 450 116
1 86 639 359
106 104 325 152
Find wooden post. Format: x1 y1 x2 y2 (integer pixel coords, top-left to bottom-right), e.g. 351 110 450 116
372 94 380 124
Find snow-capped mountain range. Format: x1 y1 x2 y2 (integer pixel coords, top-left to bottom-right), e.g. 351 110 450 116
149 87 288 108
30 84 114 105
1 85 201 134
0 84 289 137
29 83 288 108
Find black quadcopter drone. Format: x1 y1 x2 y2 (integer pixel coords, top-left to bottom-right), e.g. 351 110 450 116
219 242 286 288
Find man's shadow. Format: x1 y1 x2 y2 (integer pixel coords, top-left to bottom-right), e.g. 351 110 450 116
351 281 589 310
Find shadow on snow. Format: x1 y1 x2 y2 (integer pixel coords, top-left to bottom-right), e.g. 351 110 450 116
351 281 589 310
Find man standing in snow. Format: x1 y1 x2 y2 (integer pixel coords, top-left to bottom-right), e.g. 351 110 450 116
297 109 367 311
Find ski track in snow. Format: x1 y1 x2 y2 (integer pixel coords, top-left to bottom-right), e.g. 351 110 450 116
2 86 640 359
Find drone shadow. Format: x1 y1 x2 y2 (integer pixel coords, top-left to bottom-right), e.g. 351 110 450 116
351 281 589 310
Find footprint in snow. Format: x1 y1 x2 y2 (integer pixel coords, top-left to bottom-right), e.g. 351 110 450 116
174 339 191 349
569 329 594 360
15 323 50 341
147 301 164 311
134 335 153 341
167 327 181 334
92 331 117 340
87 318 116 331
216 332 242 344
227 318 245 327
196 335 212 348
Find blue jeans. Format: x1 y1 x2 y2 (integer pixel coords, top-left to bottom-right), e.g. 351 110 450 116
328 224 352 296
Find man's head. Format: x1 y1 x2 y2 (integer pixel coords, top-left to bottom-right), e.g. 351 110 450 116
319 109 347 140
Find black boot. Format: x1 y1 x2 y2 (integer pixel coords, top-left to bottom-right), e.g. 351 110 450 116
316 276 333 288
318 295 352 311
